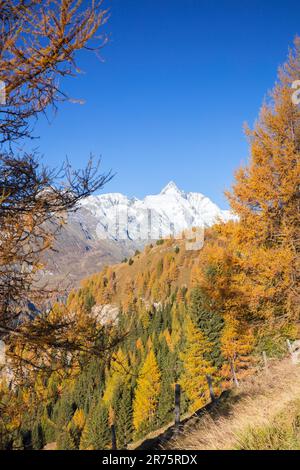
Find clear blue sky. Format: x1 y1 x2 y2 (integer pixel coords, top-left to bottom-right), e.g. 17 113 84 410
32 0 300 208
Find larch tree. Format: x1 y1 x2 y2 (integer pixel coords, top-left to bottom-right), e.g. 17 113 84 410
102 349 130 407
67 408 86 449
179 316 216 413
221 316 254 387
197 39 300 344
0 0 109 143
132 348 161 435
0 0 123 377
226 37 300 321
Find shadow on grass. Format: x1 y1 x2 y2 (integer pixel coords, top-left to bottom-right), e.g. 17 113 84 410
135 389 243 450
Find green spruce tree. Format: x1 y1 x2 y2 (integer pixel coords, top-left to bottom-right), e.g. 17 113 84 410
115 386 133 449
31 422 45 450
189 286 224 367
80 402 110 450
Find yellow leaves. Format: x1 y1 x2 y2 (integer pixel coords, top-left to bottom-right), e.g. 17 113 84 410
179 316 216 412
221 316 254 361
70 408 86 432
108 404 115 427
136 338 143 352
162 328 173 352
140 305 150 329
224 40 300 321
103 349 129 405
133 349 161 432
220 315 255 384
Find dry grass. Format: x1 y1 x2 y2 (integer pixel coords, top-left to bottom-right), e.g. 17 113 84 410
167 358 300 450
43 442 57 451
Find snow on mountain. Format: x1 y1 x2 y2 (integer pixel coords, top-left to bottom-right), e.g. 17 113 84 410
79 182 237 242
43 182 237 286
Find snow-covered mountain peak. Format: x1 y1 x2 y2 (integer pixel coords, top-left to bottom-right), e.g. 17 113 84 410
160 181 183 196
47 184 237 285
78 183 237 242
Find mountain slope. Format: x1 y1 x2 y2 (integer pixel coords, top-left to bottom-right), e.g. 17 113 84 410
166 358 300 450
67 236 201 312
43 182 236 286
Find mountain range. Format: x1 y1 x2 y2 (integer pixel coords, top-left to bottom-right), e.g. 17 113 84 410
43 182 236 286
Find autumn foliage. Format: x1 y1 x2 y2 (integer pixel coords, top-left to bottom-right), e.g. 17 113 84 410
0 30 299 450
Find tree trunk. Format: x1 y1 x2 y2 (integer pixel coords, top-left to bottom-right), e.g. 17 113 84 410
230 359 239 387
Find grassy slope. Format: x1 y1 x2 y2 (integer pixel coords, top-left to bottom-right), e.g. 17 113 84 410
166 358 300 450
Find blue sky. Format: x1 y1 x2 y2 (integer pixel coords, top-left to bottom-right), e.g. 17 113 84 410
31 0 300 208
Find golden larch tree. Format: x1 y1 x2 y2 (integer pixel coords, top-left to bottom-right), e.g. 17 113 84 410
132 348 161 433
226 37 300 320
221 316 254 387
179 316 216 412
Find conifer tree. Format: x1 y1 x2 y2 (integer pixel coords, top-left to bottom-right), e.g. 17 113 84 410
226 38 300 320
80 402 110 450
156 336 175 426
53 394 75 433
156 259 164 277
170 304 183 351
221 316 254 387
132 349 161 434
31 422 45 450
157 379 174 426
68 408 86 449
84 291 96 313
57 430 77 450
102 349 130 405
179 316 216 412
115 386 133 449
196 39 300 337
189 286 224 367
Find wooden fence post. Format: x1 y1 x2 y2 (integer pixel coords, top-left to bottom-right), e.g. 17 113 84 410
206 374 216 402
262 351 268 371
230 360 240 388
287 339 293 355
111 424 117 450
174 383 181 427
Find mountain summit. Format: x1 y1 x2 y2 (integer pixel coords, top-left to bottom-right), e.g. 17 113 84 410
80 183 236 242
160 181 184 196
44 183 237 285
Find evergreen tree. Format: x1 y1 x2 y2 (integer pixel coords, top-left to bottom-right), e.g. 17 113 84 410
57 430 76 450
156 335 175 426
72 359 105 413
189 286 224 367
31 422 45 450
157 379 173 426
84 291 96 313
115 386 133 449
102 349 130 405
80 402 110 450
53 394 75 434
